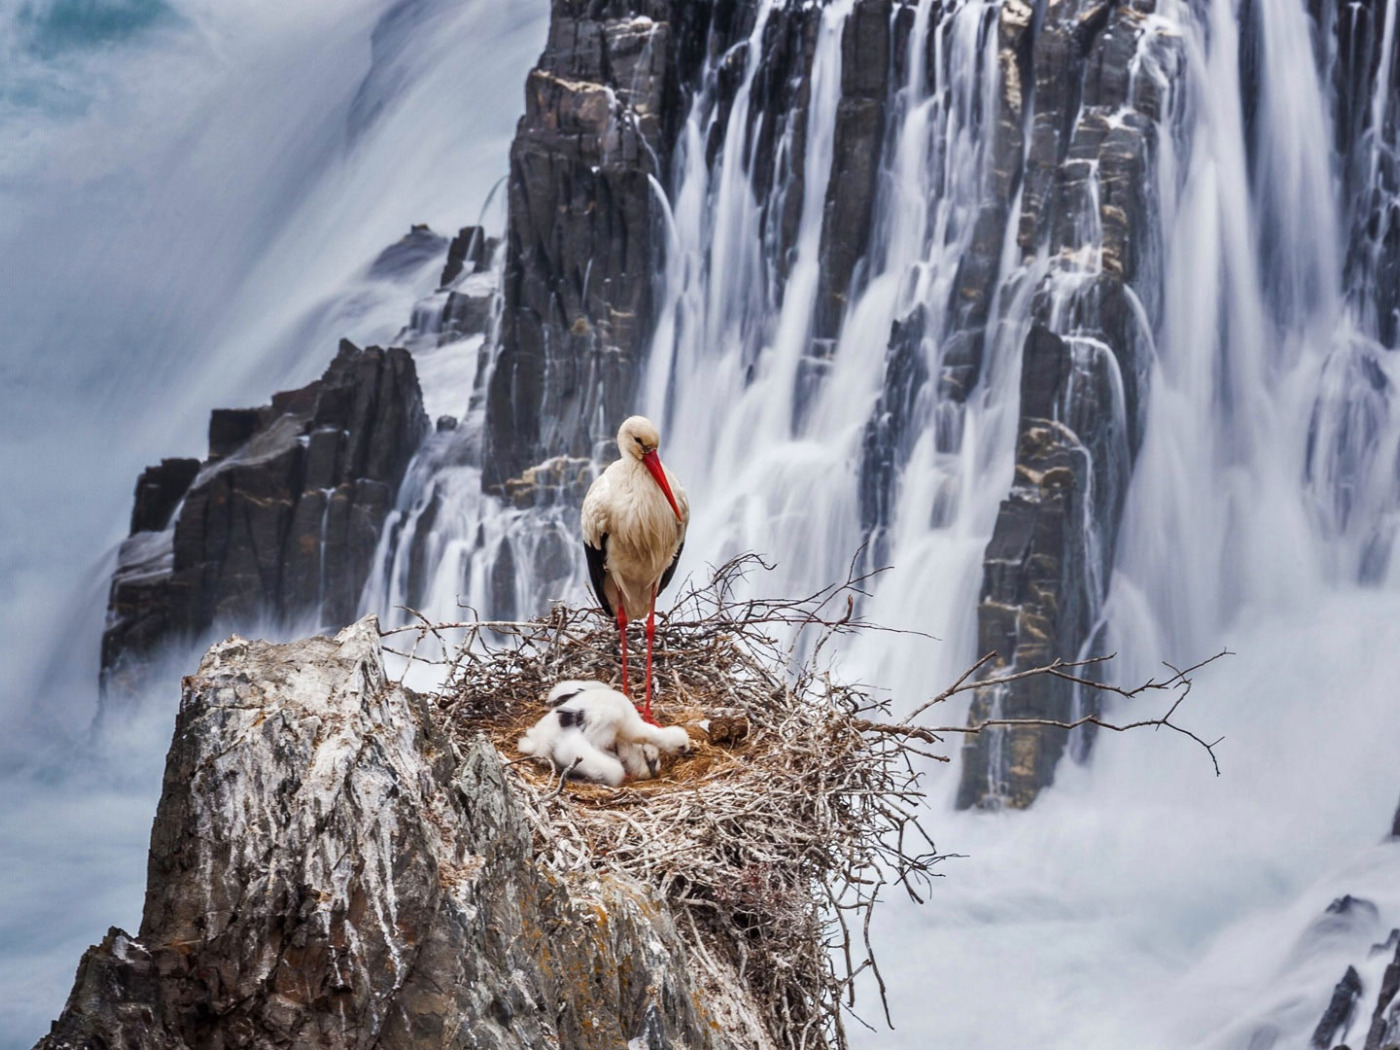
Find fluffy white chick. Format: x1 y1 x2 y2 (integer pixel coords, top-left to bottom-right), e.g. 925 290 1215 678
517 680 691 787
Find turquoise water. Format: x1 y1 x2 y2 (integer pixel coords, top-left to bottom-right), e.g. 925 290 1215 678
18 0 175 57
0 0 178 120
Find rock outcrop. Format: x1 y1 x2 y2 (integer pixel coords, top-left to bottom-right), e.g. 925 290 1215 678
1327 0 1400 349
439 224 495 289
101 342 428 696
1312 965 1364 1049
816 0 891 338
1271 891 1400 1050
482 0 823 486
1362 933 1400 1050
42 620 724 1050
484 1 692 488
956 0 1172 808
367 224 450 283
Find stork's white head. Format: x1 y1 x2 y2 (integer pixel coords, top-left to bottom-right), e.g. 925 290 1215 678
616 415 682 520
617 415 662 460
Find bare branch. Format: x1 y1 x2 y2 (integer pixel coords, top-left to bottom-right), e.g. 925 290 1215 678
850 719 951 757
903 651 1114 722
923 713 1224 776
911 648 1231 775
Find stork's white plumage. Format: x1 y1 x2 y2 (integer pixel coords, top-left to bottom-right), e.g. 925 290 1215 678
581 416 689 722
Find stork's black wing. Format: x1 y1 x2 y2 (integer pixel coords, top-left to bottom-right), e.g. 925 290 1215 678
585 535 613 617
657 541 685 597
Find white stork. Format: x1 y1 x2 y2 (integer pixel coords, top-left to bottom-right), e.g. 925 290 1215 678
581 415 689 722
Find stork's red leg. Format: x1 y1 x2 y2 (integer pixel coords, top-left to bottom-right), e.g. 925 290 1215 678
617 601 630 698
642 586 659 725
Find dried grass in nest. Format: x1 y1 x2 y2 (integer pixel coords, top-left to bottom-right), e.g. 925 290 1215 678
388 555 947 1050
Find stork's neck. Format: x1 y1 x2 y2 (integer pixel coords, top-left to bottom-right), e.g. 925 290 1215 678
619 453 657 491
610 454 673 518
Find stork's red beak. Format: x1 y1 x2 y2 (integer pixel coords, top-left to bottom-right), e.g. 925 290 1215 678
641 450 683 520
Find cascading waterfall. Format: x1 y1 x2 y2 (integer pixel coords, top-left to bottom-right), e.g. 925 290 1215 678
643 0 867 601
1107 0 1336 671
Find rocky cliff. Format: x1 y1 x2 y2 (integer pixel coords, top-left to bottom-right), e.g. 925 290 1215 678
954 0 1168 808
483 0 739 488
42 620 729 1050
101 342 428 696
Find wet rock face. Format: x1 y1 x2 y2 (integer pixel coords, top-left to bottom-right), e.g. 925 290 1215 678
1364 932 1400 1050
101 342 428 696
859 309 930 559
1312 965 1365 1049
486 1 703 489
41 621 720 1050
956 0 1172 809
737 2 823 294
1326 0 1400 348
957 326 1100 810
816 0 893 339
128 458 201 535
368 224 450 282
439 224 496 288
483 0 809 489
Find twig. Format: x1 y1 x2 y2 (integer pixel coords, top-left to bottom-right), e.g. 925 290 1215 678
542 756 584 802
910 649 1231 775
924 712 1224 775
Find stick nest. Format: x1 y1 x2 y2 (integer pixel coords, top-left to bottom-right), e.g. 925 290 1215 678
393 555 946 1050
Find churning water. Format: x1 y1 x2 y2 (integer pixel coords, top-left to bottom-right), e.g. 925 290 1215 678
3 0 1399 1047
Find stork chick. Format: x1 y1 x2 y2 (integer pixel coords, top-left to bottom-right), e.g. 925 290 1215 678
517 680 691 787
581 416 689 722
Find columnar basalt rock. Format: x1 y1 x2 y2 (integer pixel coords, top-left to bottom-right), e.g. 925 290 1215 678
956 325 1111 810
1363 933 1400 1050
483 0 836 488
816 0 893 339
101 342 428 695
858 309 930 560
1312 966 1364 1049
1326 0 1400 348
958 0 1175 809
745 5 824 281
942 0 1034 389
485 0 722 490
40 621 726 1050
